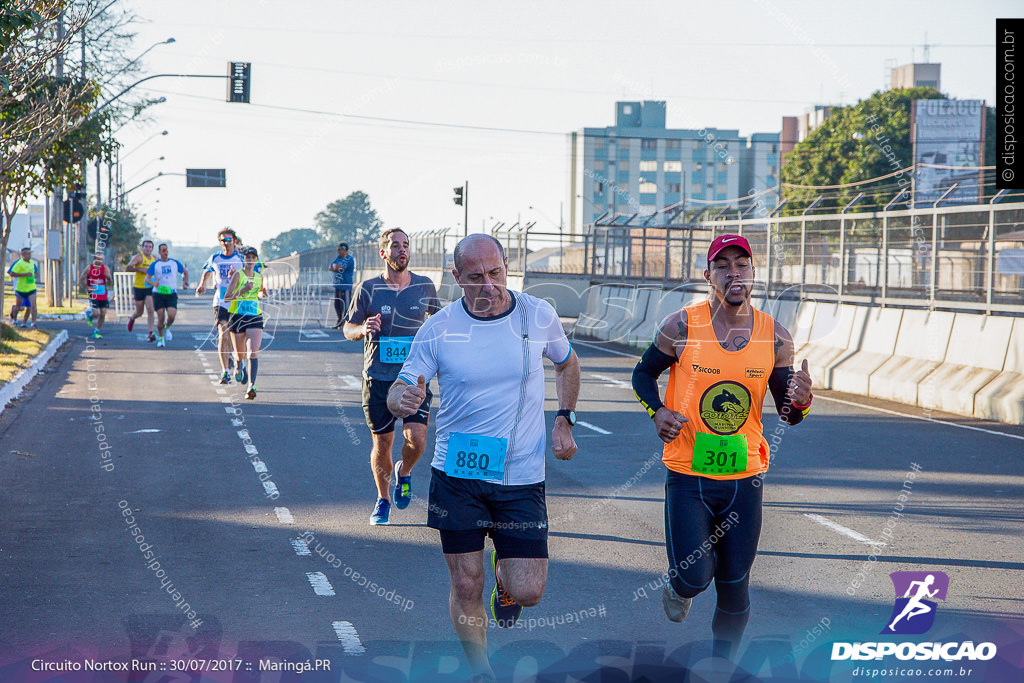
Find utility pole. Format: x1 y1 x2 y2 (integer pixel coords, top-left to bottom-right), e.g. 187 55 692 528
49 9 66 306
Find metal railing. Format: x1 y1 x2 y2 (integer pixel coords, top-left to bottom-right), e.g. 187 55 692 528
556 202 1024 314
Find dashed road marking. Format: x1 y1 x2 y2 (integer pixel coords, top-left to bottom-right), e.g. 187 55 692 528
306 572 336 596
337 375 361 390
274 507 295 524
591 373 633 389
805 513 886 547
577 420 611 435
332 621 366 655
291 537 311 556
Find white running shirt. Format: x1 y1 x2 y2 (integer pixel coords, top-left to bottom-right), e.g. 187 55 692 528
399 291 571 486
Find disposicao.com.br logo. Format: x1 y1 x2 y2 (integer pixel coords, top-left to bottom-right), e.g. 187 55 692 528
832 571 997 663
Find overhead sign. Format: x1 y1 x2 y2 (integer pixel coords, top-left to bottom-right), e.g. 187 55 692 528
912 99 985 205
186 169 226 188
228 61 251 103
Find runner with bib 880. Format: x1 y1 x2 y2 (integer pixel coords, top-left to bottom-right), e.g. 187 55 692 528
631 234 812 660
387 234 580 680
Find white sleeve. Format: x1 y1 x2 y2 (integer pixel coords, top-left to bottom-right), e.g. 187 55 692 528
398 318 439 385
537 299 571 364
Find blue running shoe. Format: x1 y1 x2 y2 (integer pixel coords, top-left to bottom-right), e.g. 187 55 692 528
369 498 390 525
234 362 246 383
490 550 522 628
393 460 412 509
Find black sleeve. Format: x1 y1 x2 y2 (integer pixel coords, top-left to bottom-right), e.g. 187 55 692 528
632 344 677 419
768 366 809 426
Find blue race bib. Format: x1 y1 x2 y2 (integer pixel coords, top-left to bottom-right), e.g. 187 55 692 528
92 284 105 296
237 300 259 316
444 432 507 480
379 336 414 364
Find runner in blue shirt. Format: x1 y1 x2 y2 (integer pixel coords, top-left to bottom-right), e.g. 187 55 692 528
145 244 189 348
329 242 355 328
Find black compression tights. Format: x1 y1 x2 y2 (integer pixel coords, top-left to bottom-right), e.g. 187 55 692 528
664 470 763 659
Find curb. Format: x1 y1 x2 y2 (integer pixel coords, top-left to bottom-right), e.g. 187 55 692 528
0 329 69 414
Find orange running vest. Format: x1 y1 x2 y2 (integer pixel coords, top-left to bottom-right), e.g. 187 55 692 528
663 300 775 480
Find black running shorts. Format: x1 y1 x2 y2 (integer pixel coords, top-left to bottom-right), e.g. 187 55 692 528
428 467 549 559
361 377 431 434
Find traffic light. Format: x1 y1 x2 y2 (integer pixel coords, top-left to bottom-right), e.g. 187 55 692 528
453 186 464 206
63 197 84 223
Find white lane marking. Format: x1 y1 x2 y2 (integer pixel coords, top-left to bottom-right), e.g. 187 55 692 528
274 507 295 524
220 397 232 403
215 388 226 395
237 430 250 440
263 481 280 497
332 621 366 655
252 459 268 473
805 514 886 547
125 429 162 434
337 375 361 390
817 395 1024 442
231 418 245 427
301 329 329 338
245 444 259 455
223 406 236 414
591 373 633 389
291 537 311 556
306 572 336 596
577 420 611 435
572 339 640 358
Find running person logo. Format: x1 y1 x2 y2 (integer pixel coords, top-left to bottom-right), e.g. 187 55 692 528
698 381 751 435
882 571 949 635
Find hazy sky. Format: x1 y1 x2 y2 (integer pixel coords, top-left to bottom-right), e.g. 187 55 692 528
109 0 1012 248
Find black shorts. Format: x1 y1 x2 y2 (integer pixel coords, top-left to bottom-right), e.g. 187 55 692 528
15 290 35 306
428 467 548 559
90 298 110 309
153 292 178 310
214 306 231 325
133 287 152 302
361 377 431 434
228 313 264 333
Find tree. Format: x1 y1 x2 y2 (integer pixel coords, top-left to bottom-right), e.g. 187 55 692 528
88 201 142 267
260 227 325 260
780 87 998 215
314 191 382 246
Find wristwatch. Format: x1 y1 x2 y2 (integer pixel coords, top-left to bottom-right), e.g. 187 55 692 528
555 409 577 428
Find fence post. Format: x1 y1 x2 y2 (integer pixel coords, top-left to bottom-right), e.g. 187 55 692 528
986 205 996 314
881 214 888 306
930 209 938 308
641 226 647 280
838 216 845 299
799 218 806 299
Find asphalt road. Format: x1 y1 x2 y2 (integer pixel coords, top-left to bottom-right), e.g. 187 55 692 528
0 296 1021 682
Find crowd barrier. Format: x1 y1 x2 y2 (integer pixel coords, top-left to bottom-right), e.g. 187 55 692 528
570 283 1024 426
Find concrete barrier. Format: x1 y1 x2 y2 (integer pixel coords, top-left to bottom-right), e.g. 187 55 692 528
972 317 1024 422
591 286 638 341
917 313 1014 416
572 284 614 339
830 308 904 395
626 288 692 349
607 287 654 344
869 310 955 406
790 301 817 356
799 303 863 388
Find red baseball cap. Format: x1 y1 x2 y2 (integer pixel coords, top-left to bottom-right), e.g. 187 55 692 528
708 234 752 264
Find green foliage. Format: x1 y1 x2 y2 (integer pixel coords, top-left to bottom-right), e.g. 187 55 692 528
89 202 142 266
260 227 324 260
0 4 39 91
314 191 383 246
781 88 948 214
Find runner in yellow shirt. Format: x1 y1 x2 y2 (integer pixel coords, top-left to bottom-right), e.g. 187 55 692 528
7 246 39 328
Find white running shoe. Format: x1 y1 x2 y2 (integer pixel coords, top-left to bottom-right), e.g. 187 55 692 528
164 328 172 341
663 584 692 623
157 337 166 348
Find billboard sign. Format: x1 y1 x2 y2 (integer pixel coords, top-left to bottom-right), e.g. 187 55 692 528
913 99 985 205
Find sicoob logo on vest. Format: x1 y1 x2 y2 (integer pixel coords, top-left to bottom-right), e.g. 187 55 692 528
699 381 751 435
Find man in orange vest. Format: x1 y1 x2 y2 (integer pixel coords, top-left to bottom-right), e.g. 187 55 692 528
631 234 812 660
